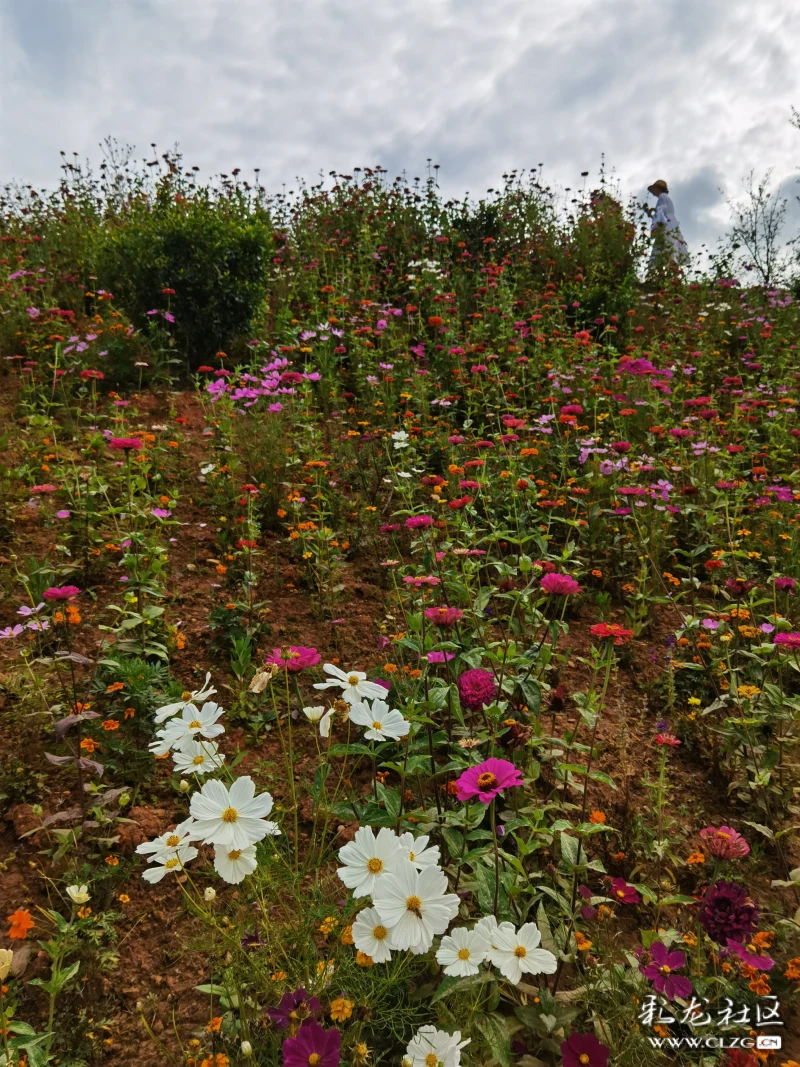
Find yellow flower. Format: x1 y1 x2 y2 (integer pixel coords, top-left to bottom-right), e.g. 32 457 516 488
329 997 354 1022
688 697 701 706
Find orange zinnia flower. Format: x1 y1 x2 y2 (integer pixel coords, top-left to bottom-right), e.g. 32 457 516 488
7 909 34 939
589 810 606 824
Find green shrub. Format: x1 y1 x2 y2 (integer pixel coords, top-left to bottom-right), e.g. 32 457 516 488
97 185 272 368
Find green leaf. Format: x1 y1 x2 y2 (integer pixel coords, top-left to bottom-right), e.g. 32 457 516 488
430 973 484 1003
475 1014 511 1067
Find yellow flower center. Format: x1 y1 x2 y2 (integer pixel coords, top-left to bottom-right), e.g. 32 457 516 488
425 1056 438 1067
373 925 387 940
309 1056 321 1066
164 858 179 870
228 849 242 861
514 945 527 958
192 755 205 765
477 772 498 789
222 806 239 823
406 895 423 916
367 857 383 874
181 691 192 701
165 834 181 847
348 674 360 686
409 850 416 861
660 965 671 974
579 1057 590 1065
457 948 471 960
372 721 383 730
189 720 202 729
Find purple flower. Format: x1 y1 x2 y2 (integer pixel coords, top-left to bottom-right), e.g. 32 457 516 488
457 668 497 711
425 650 455 663
725 937 775 971
151 508 172 519
282 1021 340 1067
775 577 797 593
643 941 693 1000
560 1032 609 1067
267 987 322 1030
56 510 71 519
698 881 758 944
0 625 25 639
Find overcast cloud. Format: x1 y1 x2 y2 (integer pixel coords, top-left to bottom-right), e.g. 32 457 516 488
1 0 799 254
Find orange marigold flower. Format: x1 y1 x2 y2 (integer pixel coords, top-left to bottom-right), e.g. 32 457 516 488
105 682 125 693
329 997 354 1022
102 720 119 731
206 1017 222 1033
124 707 136 719
105 856 119 866
589 810 606 824
355 951 374 967
77 906 92 919
340 924 354 945
686 851 705 865
80 737 100 753
784 957 800 981
7 909 34 939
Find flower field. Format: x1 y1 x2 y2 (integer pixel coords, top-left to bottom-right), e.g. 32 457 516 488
1 156 800 1067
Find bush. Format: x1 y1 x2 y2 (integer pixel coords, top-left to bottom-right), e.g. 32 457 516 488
97 184 272 368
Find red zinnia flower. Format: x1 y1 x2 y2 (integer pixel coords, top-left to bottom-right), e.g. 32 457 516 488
590 622 633 644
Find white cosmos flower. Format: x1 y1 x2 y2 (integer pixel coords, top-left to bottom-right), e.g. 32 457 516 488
214 843 258 884
435 925 490 977
348 699 410 741
405 1026 470 1067
398 832 440 871
304 705 335 737
172 739 225 776
66 884 90 905
136 818 197 863
487 922 557 984
372 864 460 954
313 664 389 705
352 906 395 963
142 843 198 884
189 776 280 850
337 826 404 898
392 430 410 450
154 673 217 723
474 914 515 951
149 702 225 756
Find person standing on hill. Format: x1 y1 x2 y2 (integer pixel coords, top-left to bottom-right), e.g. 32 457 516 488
646 179 689 271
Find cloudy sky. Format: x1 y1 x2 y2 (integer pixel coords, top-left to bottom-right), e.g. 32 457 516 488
2 0 799 253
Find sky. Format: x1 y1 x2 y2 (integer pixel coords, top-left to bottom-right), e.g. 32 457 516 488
1 0 799 256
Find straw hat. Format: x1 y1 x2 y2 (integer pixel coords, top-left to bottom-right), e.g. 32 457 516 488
647 179 669 196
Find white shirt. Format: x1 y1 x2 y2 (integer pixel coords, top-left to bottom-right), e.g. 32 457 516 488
651 192 680 234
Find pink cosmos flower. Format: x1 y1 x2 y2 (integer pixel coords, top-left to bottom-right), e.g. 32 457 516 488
265 646 320 672
540 572 582 596
425 651 455 663
725 937 775 971
455 757 522 803
42 585 81 601
699 825 750 860
609 878 640 904
643 941 692 1000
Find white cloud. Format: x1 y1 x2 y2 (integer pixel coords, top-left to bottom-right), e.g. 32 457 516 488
1 0 799 253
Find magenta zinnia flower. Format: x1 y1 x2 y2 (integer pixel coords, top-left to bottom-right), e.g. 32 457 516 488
698 881 757 944
560 1032 609 1067
108 437 142 451
775 577 797 592
457 668 497 710
265 646 320 672
282 1020 340 1067
699 825 750 860
42 585 81 601
774 632 800 648
643 941 693 1000
424 606 464 625
540 572 582 595
609 878 640 904
455 757 522 803
404 514 433 529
